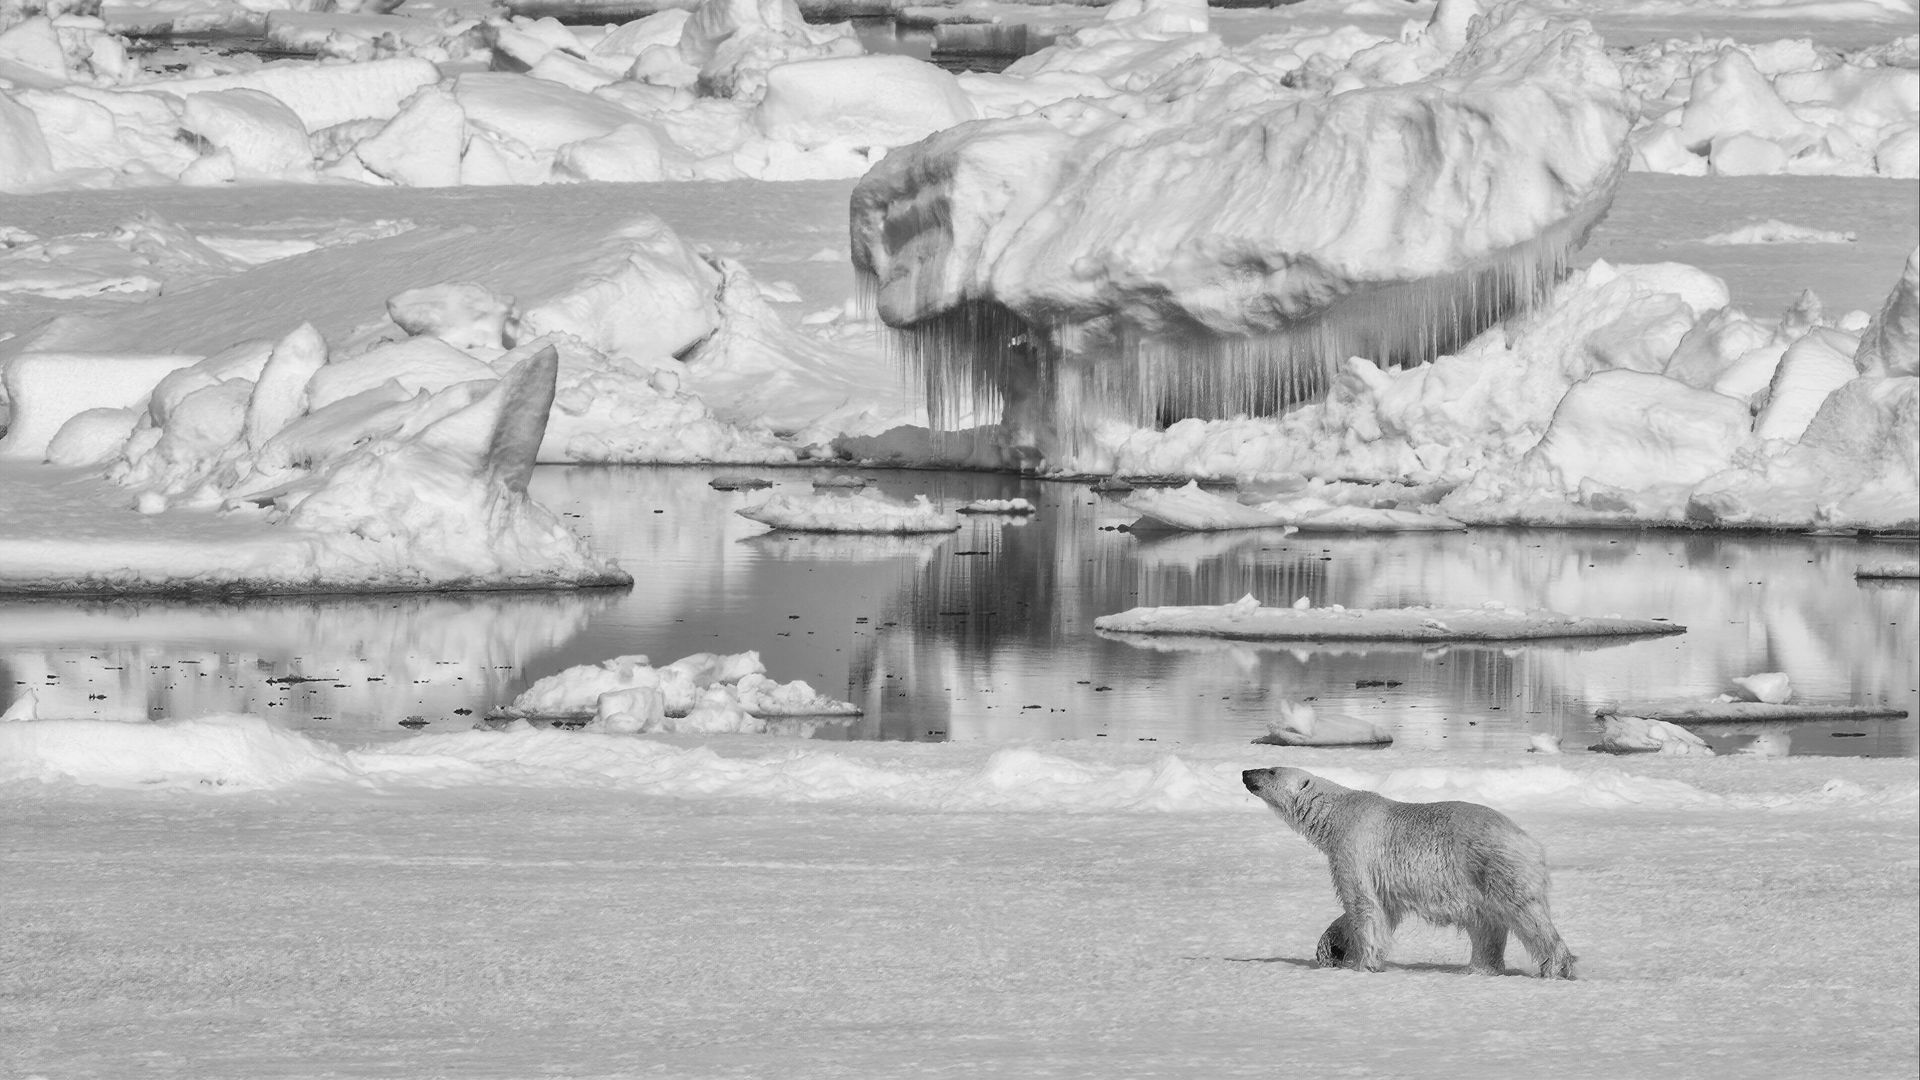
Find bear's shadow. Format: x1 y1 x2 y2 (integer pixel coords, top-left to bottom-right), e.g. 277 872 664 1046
1209 956 1527 976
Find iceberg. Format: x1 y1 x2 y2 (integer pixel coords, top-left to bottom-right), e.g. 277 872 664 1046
850 1 1634 464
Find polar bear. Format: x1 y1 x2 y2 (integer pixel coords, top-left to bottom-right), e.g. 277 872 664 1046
1242 766 1577 979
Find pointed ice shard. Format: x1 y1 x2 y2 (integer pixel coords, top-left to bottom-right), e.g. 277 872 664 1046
244 323 327 452
416 342 559 495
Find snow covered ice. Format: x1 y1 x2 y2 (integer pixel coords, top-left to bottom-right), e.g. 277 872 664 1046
2 0 1918 1075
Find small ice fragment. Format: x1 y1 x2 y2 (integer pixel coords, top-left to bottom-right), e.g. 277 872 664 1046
1730 672 1792 704
1527 733 1562 755
1292 596 1311 610
1 689 40 722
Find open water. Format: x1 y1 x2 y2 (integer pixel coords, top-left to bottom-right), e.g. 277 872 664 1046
1 465 1913 757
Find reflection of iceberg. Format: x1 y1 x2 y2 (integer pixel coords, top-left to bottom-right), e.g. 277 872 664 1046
850 3 1631 458
1126 530 1273 570
738 531 954 562
0 590 610 732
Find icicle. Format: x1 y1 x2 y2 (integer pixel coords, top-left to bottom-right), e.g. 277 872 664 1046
865 216 1583 459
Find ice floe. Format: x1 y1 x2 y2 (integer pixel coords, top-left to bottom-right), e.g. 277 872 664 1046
1094 594 1686 642
737 488 960 533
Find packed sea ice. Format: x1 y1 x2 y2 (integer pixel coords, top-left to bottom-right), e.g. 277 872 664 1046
2 0 1916 555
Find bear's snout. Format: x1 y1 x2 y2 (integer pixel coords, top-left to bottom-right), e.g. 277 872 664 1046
1242 768 1273 793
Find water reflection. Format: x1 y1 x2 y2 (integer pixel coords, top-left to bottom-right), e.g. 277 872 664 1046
527 468 1915 757
0 591 614 740
1 466 1912 757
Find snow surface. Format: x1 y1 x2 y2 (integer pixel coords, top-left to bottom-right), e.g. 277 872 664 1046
3 715 1915 1078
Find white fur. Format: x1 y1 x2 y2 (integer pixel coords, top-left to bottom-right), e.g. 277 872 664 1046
1243 766 1577 979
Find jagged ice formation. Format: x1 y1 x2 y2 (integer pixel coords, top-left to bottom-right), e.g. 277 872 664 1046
849 1 1634 461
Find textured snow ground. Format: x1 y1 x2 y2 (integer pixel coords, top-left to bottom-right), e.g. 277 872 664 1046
3 729 1915 1079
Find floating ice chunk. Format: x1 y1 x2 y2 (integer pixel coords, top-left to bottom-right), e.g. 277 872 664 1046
1 688 40 722
589 685 667 734
957 497 1035 515
1730 672 1793 705
1700 220 1857 246
1258 699 1392 747
1597 715 1714 757
506 650 856 722
1527 733 1562 755
1856 561 1920 579
1123 482 1289 532
738 489 960 534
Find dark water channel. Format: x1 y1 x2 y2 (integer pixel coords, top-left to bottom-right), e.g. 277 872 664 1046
1 466 1914 757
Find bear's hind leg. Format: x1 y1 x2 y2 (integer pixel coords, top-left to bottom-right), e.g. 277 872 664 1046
1315 914 1352 968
